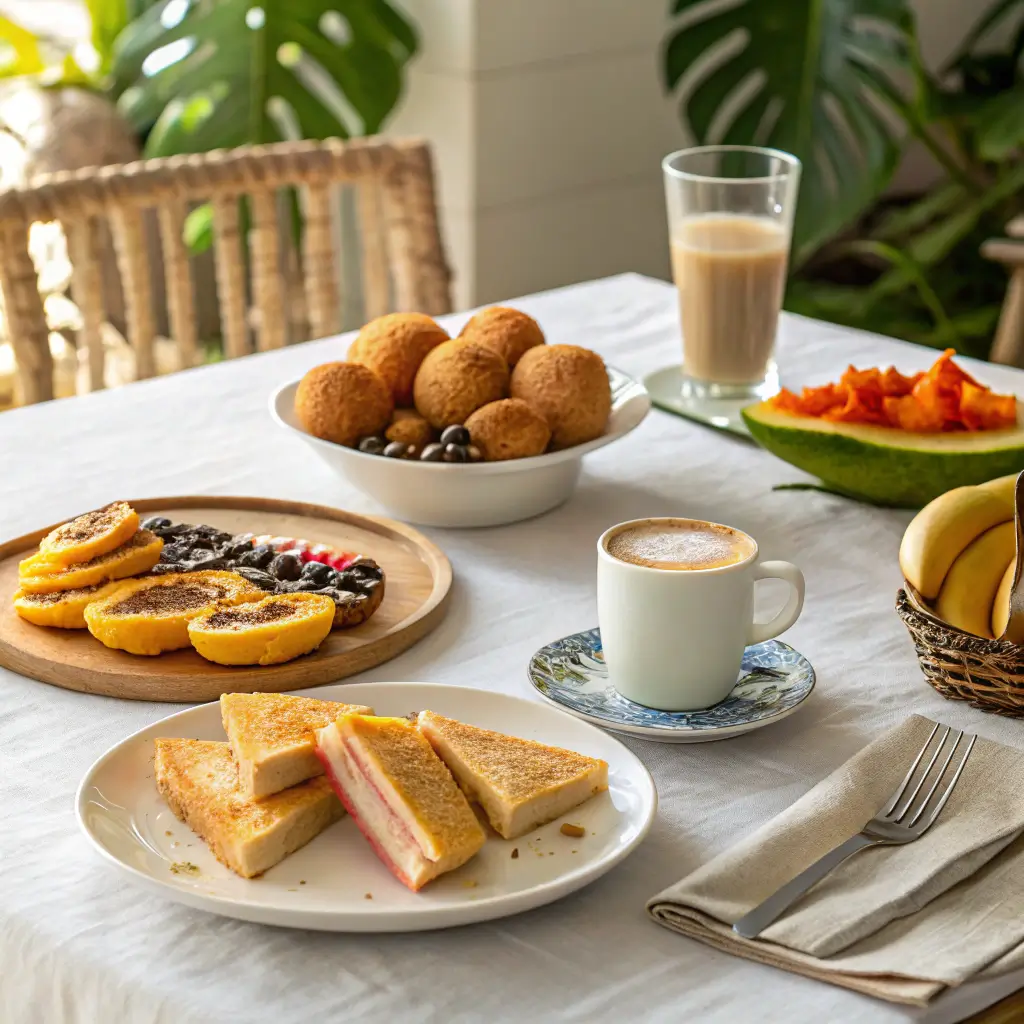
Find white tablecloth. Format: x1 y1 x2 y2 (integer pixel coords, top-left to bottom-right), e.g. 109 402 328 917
4 273 1024 1024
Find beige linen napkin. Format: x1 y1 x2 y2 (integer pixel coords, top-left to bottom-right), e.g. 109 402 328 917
647 715 1024 1006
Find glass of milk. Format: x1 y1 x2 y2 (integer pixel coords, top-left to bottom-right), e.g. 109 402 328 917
662 146 801 402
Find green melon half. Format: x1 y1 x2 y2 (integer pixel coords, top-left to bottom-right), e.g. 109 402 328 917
741 401 1024 508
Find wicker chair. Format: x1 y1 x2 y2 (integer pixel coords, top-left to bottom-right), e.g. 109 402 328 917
0 136 452 406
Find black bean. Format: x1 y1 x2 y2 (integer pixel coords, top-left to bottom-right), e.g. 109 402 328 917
152 522 192 539
269 552 302 581
334 570 359 591
234 567 279 591
420 442 445 462
160 543 192 562
301 561 335 584
239 544 274 569
382 441 408 459
189 555 228 571
440 425 470 446
358 435 387 455
141 516 172 531
442 443 467 463
277 579 318 593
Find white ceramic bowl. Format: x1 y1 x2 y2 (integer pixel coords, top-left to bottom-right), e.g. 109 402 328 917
270 367 650 528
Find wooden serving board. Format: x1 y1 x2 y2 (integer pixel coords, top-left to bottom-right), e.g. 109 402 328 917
0 497 452 702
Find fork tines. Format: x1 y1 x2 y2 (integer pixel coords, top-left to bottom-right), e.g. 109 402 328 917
881 723 977 831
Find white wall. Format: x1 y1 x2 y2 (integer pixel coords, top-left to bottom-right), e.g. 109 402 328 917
388 0 986 310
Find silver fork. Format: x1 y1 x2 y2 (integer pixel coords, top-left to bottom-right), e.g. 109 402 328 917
732 723 977 940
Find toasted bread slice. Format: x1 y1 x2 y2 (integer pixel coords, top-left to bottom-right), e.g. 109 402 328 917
37 501 139 567
221 693 374 800
13 580 124 629
417 711 609 839
154 738 342 878
18 529 163 594
316 714 485 891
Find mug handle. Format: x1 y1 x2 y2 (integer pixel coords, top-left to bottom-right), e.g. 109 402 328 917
748 561 805 645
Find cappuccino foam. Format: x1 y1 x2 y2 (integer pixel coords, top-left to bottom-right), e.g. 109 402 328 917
607 520 754 570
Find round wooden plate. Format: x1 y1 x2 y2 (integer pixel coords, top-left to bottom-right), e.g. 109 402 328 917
0 497 452 702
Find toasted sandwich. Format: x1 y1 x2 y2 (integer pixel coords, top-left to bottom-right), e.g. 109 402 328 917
417 711 609 839
316 714 485 891
221 692 373 800
154 738 342 878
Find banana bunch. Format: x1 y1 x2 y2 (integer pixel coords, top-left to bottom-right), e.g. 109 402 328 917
900 474 1019 639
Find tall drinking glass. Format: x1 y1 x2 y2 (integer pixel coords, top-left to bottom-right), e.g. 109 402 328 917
662 146 801 402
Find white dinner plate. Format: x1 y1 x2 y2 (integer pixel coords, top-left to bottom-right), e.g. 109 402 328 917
76 682 657 932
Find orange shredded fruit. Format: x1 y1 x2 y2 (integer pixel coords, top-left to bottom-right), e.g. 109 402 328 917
768 349 1017 433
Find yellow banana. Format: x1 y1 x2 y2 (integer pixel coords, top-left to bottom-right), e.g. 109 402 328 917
977 473 1020 504
992 560 1017 638
935 522 1015 638
900 486 1015 599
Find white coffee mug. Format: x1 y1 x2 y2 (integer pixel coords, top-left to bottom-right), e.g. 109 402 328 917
597 517 805 711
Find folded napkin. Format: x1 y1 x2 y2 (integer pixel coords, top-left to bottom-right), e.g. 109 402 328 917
647 715 1024 1006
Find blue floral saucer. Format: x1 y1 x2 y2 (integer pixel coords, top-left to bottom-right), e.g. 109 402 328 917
527 628 815 743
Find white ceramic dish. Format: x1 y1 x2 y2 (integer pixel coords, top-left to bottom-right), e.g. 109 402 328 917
270 368 650 528
76 681 657 933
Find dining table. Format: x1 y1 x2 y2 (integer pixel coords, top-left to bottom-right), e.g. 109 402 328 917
5 271 1024 1024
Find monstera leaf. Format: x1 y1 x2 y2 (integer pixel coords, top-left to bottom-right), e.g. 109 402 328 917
663 0 915 265
110 0 417 156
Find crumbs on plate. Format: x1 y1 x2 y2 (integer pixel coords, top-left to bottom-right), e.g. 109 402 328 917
170 861 200 876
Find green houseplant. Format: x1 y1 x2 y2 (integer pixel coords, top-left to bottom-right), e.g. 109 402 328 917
663 0 1024 358
0 0 417 153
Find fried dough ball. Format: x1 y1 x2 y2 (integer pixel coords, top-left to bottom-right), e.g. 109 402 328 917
295 361 393 447
465 399 551 461
348 313 449 406
510 345 611 449
413 339 510 429
459 306 545 368
385 408 435 449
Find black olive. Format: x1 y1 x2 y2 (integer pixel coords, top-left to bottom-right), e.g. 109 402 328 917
382 441 408 459
301 561 335 584
141 516 172 531
440 425 470 446
442 443 468 463
234 567 279 591
269 552 302 581
358 435 387 455
420 442 445 462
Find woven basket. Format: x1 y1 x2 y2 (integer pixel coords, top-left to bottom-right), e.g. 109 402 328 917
896 586 1024 716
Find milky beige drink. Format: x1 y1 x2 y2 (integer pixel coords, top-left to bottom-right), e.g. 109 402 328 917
670 214 789 385
607 519 756 571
